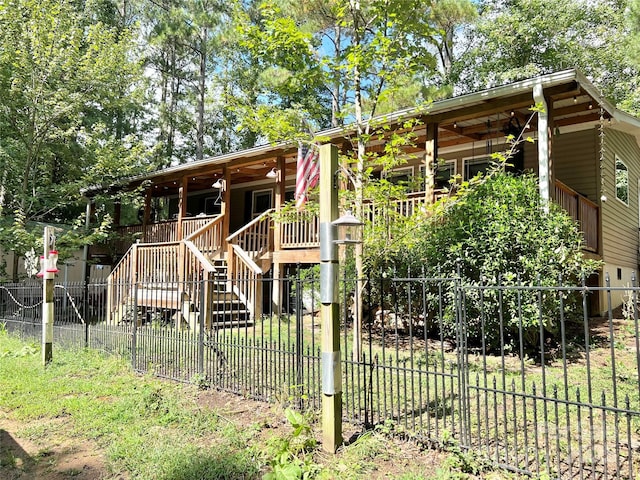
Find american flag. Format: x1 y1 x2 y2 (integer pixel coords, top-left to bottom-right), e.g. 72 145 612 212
295 142 319 210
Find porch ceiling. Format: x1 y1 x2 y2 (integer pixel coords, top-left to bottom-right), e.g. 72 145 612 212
98 70 617 199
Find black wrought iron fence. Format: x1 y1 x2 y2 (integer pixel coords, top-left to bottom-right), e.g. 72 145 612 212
2 271 640 479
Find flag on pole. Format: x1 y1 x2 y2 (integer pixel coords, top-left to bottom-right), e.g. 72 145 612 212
295 142 320 210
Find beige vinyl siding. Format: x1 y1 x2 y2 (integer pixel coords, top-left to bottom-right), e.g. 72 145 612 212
601 128 640 268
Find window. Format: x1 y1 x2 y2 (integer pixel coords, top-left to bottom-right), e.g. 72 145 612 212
420 160 456 190
464 157 492 180
252 189 273 218
615 156 629 205
386 167 413 187
204 197 221 215
434 160 456 189
285 188 295 203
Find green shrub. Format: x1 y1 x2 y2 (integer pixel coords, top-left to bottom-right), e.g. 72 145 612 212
392 173 600 353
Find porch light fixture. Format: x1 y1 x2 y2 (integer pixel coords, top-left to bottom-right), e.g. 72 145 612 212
212 179 223 189
266 167 278 179
332 210 363 245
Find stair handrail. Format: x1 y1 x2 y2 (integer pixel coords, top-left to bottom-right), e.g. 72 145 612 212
183 240 217 274
106 243 137 323
110 242 136 277
226 208 274 259
184 214 225 257
229 244 263 275
228 243 263 319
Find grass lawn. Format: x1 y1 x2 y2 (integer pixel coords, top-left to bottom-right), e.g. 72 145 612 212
0 327 510 480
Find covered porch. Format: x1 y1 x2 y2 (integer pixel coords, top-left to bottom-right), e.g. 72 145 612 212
91 70 622 325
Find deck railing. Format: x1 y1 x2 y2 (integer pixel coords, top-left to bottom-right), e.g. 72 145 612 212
363 192 429 231
107 239 217 326
225 210 273 320
116 215 219 251
184 214 224 259
226 209 273 261
107 242 181 324
280 212 319 248
227 244 263 320
554 180 599 252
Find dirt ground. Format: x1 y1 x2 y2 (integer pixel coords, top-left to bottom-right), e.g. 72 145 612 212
0 415 110 480
0 388 446 480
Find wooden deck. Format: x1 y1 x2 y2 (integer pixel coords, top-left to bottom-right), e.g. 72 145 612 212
114 182 600 259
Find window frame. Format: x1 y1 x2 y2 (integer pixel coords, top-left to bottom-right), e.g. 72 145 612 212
422 160 457 190
462 155 493 180
251 188 273 218
615 155 629 206
385 166 414 185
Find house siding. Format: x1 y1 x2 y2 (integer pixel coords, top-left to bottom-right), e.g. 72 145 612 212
553 129 598 201
600 128 640 270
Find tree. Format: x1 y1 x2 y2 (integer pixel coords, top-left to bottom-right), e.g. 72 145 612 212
0 0 146 279
141 0 236 163
236 0 440 359
456 0 640 113
426 0 477 97
388 171 600 352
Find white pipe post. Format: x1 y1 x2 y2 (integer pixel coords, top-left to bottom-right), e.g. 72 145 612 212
534 82 550 212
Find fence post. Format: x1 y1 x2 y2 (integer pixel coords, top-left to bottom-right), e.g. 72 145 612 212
198 275 207 377
41 226 56 366
131 274 138 370
455 259 471 446
319 144 342 453
295 265 303 410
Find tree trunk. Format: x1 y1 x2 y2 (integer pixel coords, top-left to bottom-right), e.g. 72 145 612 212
331 24 341 128
196 28 207 161
351 0 365 362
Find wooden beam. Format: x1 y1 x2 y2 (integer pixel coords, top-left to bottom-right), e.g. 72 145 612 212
177 176 188 241
273 156 285 251
221 166 231 251
272 249 320 264
425 123 437 203
319 143 342 454
428 83 580 126
142 188 152 242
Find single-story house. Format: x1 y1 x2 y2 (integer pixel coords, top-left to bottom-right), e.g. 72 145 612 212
86 69 640 323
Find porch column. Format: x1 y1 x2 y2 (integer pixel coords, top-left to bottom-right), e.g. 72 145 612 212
177 176 189 241
272 156 286 312
113 199 121 228
142 188 152 242
534 83 554 210
221 166 231 251
425 122 438 203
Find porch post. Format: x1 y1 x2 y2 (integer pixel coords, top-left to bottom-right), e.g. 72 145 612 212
142 188 152 242
113 199 121 228
177 176 188 329
272 156 286 312
177 176 189 241
221 166 231 251
425 121 438 203
319 143 342 453
534 83 554 210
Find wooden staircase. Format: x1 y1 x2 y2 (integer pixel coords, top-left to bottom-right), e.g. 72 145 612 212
107 212 272 329
207 259 251 327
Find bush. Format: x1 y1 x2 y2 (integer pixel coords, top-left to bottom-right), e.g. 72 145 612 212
390 172 600 353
